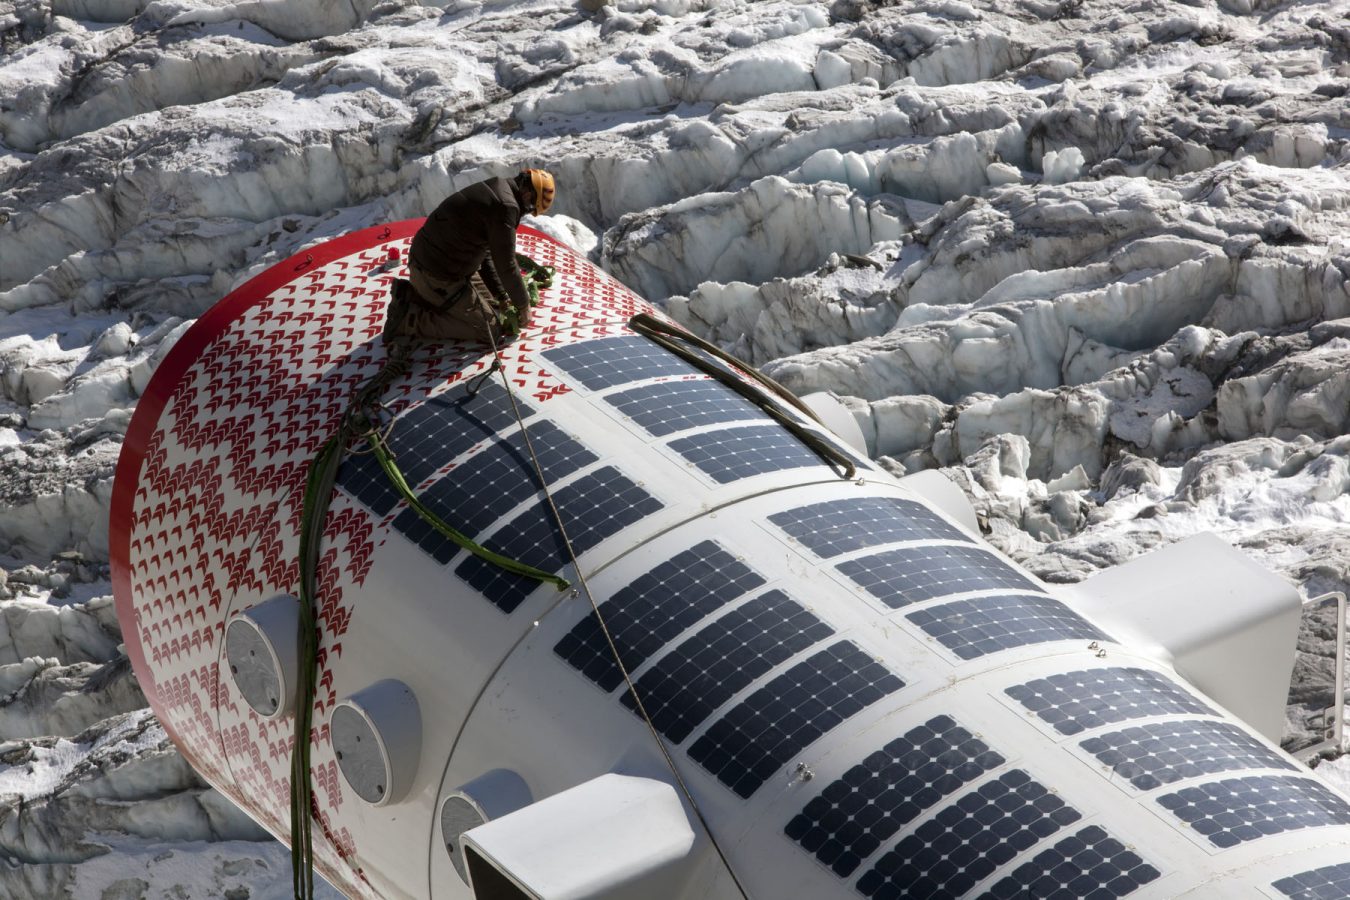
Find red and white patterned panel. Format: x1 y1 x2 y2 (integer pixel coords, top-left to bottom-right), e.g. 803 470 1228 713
110 221 659 897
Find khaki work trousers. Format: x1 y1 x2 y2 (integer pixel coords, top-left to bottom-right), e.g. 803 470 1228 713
396 267 502 344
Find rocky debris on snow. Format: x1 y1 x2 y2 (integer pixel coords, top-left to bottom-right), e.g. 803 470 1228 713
0 709 277 899
605 175 910 299
0 556 313 897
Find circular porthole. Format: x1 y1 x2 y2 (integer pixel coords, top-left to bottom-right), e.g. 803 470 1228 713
438 770 533 882
224 594 299 719
331 679 421 807
440 796 482 881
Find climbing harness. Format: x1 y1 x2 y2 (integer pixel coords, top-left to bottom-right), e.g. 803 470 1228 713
628 312 857 481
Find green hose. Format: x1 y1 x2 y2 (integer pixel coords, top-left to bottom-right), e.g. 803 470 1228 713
363 423 570 588
289 345 567 898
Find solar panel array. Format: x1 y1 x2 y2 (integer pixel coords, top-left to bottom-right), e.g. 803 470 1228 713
855 770 1082 899
553 541 765 691
907 594 1107 660
620 589 833 742
1006 667 1217 736
669 424 827 484
542 333 848 487
539 334 696 389
982 825 1161 899
1081 720 1298 791
1158 775 1350 848
838 545 1042 609
689 641 904 798
445 333 1347 891
456 466 663 613
1275 862 1350 899
603 378 769 436
392 421 597 562
786 715 1006 877
768 497 972 558
338 381 533 515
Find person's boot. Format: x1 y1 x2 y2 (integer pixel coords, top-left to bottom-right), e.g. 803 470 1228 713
382 279 412 344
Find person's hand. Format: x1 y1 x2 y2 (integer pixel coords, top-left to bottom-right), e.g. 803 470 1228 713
495 297 531 336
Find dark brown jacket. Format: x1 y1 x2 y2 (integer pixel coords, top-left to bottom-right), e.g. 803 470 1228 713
409 176 531 313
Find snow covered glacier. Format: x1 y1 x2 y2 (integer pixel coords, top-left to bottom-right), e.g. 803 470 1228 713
1 0 1348 895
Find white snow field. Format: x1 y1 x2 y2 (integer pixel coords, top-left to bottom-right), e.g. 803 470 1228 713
2 0 1349 894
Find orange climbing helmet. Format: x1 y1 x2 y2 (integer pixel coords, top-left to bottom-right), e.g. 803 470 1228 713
523 168 555 214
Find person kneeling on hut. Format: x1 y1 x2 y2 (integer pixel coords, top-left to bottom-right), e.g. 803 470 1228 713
384 168 555 345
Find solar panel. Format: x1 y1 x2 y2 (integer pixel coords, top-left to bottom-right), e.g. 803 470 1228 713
837 545 1042 609
906 594 1107 659
540 334 696 389
1081 720 1298 791
1158 775 1350 848
768 497 972 558
456 466 663 613
620 590 834 743
603 378 770 436
982 825 1161 899
554 542 765 690
669 424 828 484
1005 668 1216 736
855 770 1081 899
337 381 533 515
393 421 597 562
786 715 1005 877
1275 862 1350 899
688 641 904 799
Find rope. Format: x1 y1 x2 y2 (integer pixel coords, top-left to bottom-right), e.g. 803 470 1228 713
475 303 754 900
286 271 774 898
288 339 566 898
628 313 856 481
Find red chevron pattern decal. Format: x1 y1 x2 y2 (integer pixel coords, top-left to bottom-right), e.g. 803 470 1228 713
110 223 664 898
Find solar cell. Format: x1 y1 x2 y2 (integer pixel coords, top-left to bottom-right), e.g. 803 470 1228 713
1081 720 1298 791
393 421 597 562
689 641 904 799
786 715 1005 877
837 545 1042 609
603 379 770 436
540 334 695 389
554 542 766 690
669 425 827 484
337 449 402 517
1275 862 1350 899
1158 775 1350 848
982 825 1161 900
1005 668 1216 736
620 590 833 742
768 497 972 558
456 466 662 613
907 594 1107 659
856 770 1081 899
